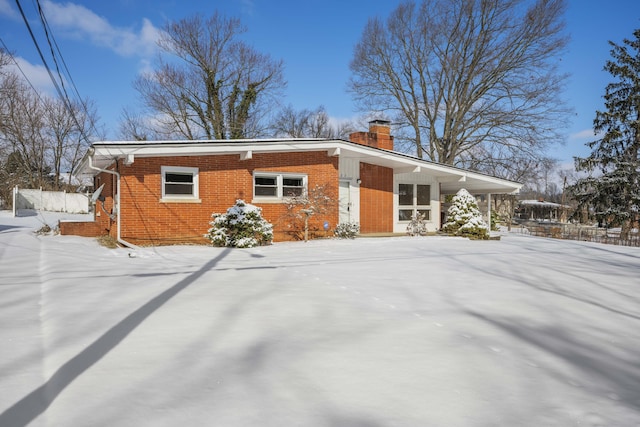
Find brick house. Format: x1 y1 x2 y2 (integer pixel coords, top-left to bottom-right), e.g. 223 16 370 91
60 120 522 246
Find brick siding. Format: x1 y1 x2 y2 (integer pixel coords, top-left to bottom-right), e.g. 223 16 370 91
359 162 394 233
61 151 339 245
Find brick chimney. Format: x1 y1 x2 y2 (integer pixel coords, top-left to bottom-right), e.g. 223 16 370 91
349 119 394 151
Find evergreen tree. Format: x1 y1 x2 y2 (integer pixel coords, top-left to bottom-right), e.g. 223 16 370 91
442 189 489 240
569 29 640 239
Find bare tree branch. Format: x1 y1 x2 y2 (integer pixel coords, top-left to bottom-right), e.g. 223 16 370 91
133 13 286 140
349 0 570 179
270 105 356 139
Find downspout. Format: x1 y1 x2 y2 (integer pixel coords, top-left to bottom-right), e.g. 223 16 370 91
87 149 139 250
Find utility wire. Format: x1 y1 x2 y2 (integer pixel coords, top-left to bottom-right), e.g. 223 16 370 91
35 0 85 113
15 0 66 106
14 0 94 144
34 0 98 141
0 37 47 103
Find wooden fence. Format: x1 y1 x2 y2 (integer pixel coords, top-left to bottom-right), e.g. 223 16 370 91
520 222 640 247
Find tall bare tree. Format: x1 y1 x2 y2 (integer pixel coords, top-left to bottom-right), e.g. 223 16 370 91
44 97 100 189
1 51 100 193
270 105 355 139
118 107 158 141
1 78 49 188
133 13 286 140
349 0 569 177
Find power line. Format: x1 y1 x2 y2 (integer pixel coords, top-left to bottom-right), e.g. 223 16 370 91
14 0 96 144
0 37 47 103
15 0 66 106
35 0 85 113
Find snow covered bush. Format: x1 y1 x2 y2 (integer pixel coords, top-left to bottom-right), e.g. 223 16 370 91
490 209 500 231
334 222 360 239
442 189 489 240
205 200 273 248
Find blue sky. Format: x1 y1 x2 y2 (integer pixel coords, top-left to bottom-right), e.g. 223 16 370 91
1 0 639 169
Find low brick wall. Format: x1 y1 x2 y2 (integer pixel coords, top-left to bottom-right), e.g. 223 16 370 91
59 219 104 237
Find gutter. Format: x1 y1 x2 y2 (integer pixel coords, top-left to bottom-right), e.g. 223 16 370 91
87 148 139 250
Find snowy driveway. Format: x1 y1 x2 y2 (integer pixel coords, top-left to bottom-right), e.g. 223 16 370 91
1 211 639 426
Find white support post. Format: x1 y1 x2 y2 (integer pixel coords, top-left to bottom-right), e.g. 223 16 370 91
12 186 17 217
487 193 492 231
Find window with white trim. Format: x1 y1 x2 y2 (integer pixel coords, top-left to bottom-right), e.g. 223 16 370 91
253 172 307 200
161 166 199 200
398 183 431 221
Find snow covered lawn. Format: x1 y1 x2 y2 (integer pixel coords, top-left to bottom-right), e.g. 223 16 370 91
1 210 639 426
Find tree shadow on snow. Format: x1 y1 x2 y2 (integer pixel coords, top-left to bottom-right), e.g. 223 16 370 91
0 224 25 232
462 308 640 414
0 248 231 427
15 209 38 217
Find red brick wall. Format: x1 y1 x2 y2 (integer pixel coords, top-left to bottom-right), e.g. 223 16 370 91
95 170 118 236
359 162 394 233
113 151 339 245
58 220 103 237
59 167 117 238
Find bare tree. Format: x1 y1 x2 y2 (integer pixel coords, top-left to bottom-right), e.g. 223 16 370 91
270 105 311 138
1 79 50 188
118 107 165 141
0 48 16 164
133 13 286 140
44 97 100 189
349 0 569 176
280 183 337 240
270 105 356 139
1 52 100 192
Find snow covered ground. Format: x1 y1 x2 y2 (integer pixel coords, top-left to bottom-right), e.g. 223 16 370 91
1 210 639 426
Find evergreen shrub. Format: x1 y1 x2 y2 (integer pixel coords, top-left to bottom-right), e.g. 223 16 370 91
334 222 360 239
442 189 489 240
205 200 273 248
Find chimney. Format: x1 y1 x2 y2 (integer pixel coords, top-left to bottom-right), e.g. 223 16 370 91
349 119 394 151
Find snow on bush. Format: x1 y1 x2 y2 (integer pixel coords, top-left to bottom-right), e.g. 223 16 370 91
205 200 273 248
334 222 360 239
442 189 489 240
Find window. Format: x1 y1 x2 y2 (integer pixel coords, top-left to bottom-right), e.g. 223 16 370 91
161 166 199 200
255 176 277 196
283 177 304 196
399 183 413 206
253 172 307 200
398 183 431 221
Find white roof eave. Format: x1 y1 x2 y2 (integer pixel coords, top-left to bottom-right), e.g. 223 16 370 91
79 139 522 194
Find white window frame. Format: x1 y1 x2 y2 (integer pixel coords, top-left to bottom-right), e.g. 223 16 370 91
253 172 307 202
398 183 431 222
161 166 200 202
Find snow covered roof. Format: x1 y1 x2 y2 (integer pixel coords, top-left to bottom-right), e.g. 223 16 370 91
77 138 522 195
519 200 571 209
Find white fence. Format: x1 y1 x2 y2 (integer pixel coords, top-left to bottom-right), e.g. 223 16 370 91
13 186 90 215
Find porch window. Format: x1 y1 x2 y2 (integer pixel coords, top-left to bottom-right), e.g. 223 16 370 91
254 172 307 200
399 183 431 221
161 166 199 200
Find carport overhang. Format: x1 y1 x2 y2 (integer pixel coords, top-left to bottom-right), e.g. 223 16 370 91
333 141 522 195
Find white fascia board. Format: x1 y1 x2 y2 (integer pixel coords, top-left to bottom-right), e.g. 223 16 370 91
84 139 345 174
334 143 463 176
91 139 343 159
85 139 521 193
